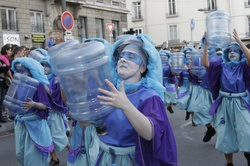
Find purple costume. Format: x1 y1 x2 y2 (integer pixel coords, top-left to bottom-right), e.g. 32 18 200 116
96 86 177 166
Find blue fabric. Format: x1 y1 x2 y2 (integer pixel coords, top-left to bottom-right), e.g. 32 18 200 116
11 57 49 85
40 56 56 79
111 34 165 101
222 42 246 63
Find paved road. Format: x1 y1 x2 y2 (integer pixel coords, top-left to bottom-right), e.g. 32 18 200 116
0 105 247 166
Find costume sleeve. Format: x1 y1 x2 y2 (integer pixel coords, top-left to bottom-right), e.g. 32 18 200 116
34 83 50 119
163 64 176 84
206 61 222 100
243 62 250 93
135 96 178 165
50 77 69 114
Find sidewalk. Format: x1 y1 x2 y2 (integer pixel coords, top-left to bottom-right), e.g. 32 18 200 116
0 120 14 135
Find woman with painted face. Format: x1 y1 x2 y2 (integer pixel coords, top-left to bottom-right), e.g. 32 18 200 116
94 35 178 166
202 29 250 166
10 57 54 166
40 57 70 166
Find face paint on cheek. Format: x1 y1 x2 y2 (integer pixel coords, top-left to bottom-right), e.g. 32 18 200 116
119 52 143 65
15 65 31 76
228 48 241 61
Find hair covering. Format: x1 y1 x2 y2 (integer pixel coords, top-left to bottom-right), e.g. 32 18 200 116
35 48 48 57
182 46 195 54
28 48 48 62
11 57 49 85
111 34 165 101
159 50 172 63
222 42 246 64
40 56 56 79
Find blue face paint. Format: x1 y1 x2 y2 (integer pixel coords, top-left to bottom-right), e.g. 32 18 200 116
228 47 241 55
15 64 31 76
119 51 143 66
41 62 51 68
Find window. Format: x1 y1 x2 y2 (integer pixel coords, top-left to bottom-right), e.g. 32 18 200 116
134 28 143 36
95 18 104 38
168 0 176 16
248 17 250 37
78 16 88 39
1 8 17 31
169 25 178 40
30 11 44 33
133 2 142 20
206 0 217 11
245 0 250 7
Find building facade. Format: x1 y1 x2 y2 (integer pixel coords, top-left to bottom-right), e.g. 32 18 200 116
0 0 129 48
126 0 250 50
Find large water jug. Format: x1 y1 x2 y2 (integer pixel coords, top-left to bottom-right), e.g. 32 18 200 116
28 50 46 62
159 52 169 69
206 10 231 49
171 52 184 74
52 40 114 134
48 40 80 66
3 73 39 115
190 49 206 78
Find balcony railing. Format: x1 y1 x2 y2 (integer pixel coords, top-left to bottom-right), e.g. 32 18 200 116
245 1 250 8
71 0 126 8
31 23 44 33
132 16 143 22
166 12 179 18
168 39 180 45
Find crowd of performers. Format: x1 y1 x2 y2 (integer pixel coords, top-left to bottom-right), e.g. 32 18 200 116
0 28 250 166
161 29 250 166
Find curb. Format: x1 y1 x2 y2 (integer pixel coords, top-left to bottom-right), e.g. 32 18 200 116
0 121 14 135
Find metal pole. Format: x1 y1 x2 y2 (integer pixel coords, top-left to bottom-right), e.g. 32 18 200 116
191 30 193 47
61 0 66 41
62 0 66 12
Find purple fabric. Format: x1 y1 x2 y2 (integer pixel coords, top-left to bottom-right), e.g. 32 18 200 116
207 61 250 114
206 61 222 100
163 65 176 84
49 76 69 114
135 96 178 166
30 83 50 119
99 87 177 165
243 63 250 93
15 83 50 119
209 96 222 115
165 87 176 92
34 142 54 158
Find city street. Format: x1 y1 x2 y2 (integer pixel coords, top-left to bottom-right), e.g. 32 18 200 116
0 105 247 166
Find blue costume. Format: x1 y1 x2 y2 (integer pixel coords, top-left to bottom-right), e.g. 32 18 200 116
67 122 99 166
159 50 177 106
93 35 178 165
207 42 250 154
10 57 53 166
40 57 70 159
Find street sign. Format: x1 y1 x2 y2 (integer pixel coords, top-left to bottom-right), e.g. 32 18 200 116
190 19 195 31
64 30 74 41
61 11 74 31
106 23 114 34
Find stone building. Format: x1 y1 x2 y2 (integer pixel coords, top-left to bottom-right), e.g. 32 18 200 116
0 0 129 48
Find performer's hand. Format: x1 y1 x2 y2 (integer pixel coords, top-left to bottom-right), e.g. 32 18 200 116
22 98 36 111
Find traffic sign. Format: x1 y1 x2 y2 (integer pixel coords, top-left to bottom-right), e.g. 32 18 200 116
61 11 74 31
190 19 195 31
106 23 114 34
